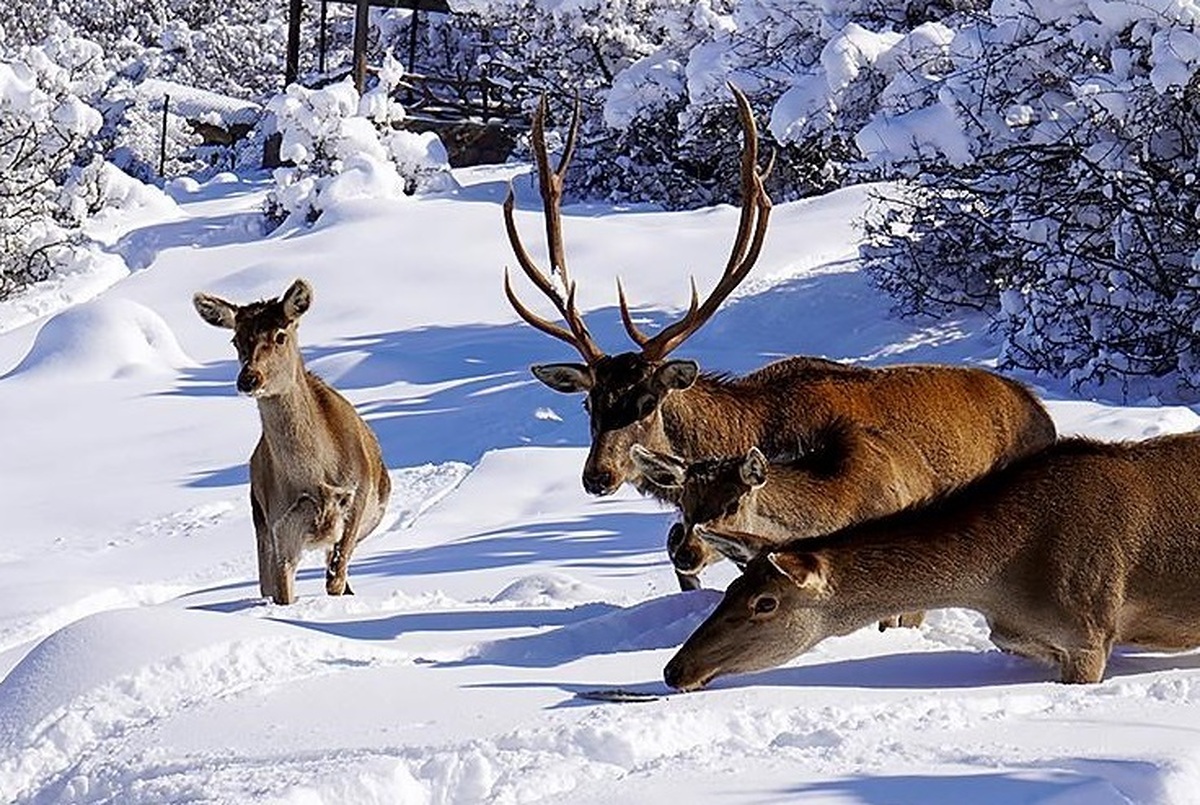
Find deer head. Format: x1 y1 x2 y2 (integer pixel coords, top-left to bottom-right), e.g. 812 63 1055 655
664 534 830 692
631 443 769 575
193 279 312 397
505 85 773 496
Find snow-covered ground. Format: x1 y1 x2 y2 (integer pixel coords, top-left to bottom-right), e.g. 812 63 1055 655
3 167 1200 804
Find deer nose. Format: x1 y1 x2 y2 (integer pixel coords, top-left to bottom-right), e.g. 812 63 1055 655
582 468 618 496
663 657 687 691
236 367 262 394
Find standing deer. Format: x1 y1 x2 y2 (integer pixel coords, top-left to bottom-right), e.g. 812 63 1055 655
629 421 926 629
663 432 1200 691
503 84 1056 591
193 279 391 605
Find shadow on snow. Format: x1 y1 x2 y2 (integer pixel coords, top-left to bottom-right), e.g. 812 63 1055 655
170 270 1004 488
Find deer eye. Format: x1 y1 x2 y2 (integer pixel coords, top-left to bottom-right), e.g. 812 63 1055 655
274 330 287 345
753 596 778 615
634 393 657 418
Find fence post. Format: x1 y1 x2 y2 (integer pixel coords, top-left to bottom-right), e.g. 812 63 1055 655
159 94 170 178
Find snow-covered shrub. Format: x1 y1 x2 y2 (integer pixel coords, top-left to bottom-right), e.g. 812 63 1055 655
2 0 293 100
861 1 1200 394
264 63 453 227
0 36 118 299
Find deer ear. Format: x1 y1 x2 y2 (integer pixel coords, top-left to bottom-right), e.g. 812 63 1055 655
740 446 769 487
629 444 686 488
282 279 313 321
768 551 828 592
699 530 770 567
531 363 593 393
654 359 698 392
193 292 237 329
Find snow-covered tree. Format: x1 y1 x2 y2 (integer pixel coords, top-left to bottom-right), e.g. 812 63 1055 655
860 1 1200 395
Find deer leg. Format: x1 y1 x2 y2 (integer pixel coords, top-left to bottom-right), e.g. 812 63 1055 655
270 495 318 605
325 547 355 595
251 491 277 601
1059 646 1110 684
326 496 364 597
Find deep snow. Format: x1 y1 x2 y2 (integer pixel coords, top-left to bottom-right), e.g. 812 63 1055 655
2 167 1200 803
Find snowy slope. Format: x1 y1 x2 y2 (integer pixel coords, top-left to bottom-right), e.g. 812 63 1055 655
2 168 1200 804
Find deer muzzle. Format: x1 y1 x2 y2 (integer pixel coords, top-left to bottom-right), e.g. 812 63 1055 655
663 653 716 692
237 366 263 395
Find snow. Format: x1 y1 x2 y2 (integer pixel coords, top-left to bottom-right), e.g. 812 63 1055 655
3 166 1200 804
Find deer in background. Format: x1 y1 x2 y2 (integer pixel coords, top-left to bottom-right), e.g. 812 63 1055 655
193 279 391 605
664 432 1200 691
504 84 1057 591
629 420 927 629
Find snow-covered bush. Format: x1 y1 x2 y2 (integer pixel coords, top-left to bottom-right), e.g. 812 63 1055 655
2 0 292 100
0 35 120 299
264 63 453 227
861 1 1200 394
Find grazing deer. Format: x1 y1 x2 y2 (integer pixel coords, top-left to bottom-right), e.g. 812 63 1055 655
504 86 1056 591
193 279 391 605
663 432 1200 691
629 421 926 629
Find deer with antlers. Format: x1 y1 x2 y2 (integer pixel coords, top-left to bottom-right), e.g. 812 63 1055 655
503 86 1057 591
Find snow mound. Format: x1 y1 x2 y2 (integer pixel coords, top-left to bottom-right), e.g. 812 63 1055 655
490 572 612 607
6 297 195 382
0 607 407 801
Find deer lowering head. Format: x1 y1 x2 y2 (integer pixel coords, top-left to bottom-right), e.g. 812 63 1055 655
664 533 836 692
194 278 312 398
504 85 773 496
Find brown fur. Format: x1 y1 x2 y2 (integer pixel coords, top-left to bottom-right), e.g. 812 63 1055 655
194 279 391 605
664 432 1200 691
566 355 1055 590
631 418 927 628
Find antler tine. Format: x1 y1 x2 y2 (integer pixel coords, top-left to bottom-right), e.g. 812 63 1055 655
502 96 603 364
503 267 577 344
639 83 773 361
619 276 699 348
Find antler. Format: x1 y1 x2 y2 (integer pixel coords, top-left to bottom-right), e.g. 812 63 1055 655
503 95 604 364
619 84 774 362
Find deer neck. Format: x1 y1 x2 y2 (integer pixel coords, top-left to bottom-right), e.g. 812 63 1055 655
255 370 327 459
661 378 760 460
815 510 992 630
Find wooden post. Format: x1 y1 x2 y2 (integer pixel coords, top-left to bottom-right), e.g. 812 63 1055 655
353 0 369 93
406 7 420 74
318 0 328 74
159 94 169 177
285 0 302 86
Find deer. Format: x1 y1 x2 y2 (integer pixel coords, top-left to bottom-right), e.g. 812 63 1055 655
629 419 927 628
503 84 1057 592
193 279 391 605
662 431 1200 691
